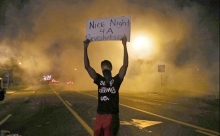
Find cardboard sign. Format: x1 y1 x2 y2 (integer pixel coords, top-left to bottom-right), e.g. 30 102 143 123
86 16 130 42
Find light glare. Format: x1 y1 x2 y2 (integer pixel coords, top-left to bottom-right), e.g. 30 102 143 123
130 35 155 59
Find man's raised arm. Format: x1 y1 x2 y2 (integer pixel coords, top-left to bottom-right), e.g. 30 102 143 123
84 39 97 80
119 36 129 80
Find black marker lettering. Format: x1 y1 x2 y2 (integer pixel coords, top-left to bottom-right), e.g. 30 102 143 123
89 21 105 29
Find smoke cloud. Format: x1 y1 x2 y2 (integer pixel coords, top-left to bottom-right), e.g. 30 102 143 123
0 0 219 95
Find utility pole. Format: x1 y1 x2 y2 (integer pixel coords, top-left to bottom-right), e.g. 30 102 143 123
158 65 165 91
6 73 9 88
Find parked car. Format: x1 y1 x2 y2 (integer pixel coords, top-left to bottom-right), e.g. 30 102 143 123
0 78 6 101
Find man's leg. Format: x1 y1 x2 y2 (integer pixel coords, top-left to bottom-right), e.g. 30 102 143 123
94 114 103 136
110 114 120 136
102 114 113 136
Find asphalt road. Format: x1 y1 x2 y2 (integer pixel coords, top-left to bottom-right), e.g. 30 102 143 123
0 84 219 136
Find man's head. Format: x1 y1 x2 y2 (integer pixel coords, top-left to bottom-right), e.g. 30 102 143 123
101 60 112 71
101 60 112 86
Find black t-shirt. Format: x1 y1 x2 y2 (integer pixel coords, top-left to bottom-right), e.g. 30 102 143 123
94 73 123 114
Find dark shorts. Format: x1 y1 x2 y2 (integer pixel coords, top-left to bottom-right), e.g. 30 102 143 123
94 114 119 136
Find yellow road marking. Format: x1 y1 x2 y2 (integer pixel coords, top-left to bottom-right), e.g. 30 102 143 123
196 130 219 136
65 100 72 107
50 87 93 136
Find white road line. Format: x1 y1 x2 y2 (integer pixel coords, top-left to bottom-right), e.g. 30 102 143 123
49 86 93 136
76 91 98 99
123 97 177 105
24 97 29 101
196 130 219 136
144 98 178 105
120 104 219 135
0 114 12 125
66 100 72 106
122 97 161 106
76 91 220 136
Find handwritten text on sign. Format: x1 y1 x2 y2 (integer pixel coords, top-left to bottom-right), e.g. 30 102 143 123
86 16 130 42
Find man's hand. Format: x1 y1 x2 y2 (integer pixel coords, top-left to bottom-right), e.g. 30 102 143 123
121 35 127 46
119 35 128 80
83 39 90 48
83 38 97 80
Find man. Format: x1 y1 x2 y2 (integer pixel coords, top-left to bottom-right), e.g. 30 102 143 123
84 36 128 136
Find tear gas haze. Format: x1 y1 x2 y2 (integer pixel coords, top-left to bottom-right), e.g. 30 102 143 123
0 0 219 96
